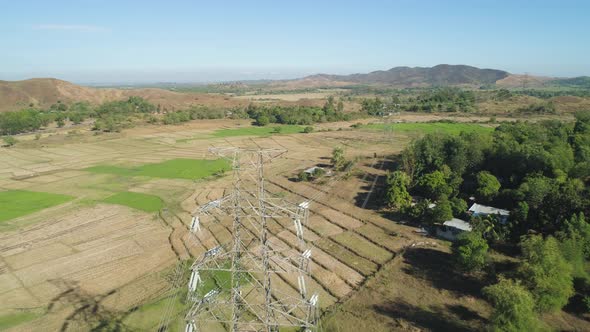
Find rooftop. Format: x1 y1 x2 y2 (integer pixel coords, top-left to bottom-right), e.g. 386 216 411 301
443 218 472 232
468 203 509 217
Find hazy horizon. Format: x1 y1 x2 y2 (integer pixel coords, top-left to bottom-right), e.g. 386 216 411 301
2 0 590 83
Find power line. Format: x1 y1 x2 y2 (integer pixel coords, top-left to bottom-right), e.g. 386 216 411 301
184 147 318 332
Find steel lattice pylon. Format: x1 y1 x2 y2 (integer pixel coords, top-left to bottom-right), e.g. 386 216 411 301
185 147 318 332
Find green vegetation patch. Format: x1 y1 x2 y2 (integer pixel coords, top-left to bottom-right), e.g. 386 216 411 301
0 311 41 330
86 158 230 180
212 125 304 138
123 291 187 332
0 190 73 223
102 192 163 212
363 122 494 135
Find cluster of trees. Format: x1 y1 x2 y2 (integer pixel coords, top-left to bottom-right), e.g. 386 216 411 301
0 97 247 136
0 109 53 135
389 114 590 239
0 98 158 135
383 112 590 329
161 106 238 125
247 97 354 126
517 88 590 99
461 227 590 331
360 87 476 115
516 101 557 114
406 87 476 113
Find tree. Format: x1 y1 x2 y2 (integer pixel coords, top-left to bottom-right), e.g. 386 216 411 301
427 197 453 224
475 171 501 202
483 278 546 332
255 115 270 126
472 215 507 242
336 100 344 113
416 170 452 200
449 197 468 217
323 96 336 115
331 147 345 171
452 231 489 271
556 213 590 279
519 235 574 312
385 171 412 210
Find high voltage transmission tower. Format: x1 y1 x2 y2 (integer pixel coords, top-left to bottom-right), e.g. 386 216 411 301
185 147 318 332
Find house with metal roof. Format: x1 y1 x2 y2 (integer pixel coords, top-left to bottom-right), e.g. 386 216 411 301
436 218 472 241
468 203 510 223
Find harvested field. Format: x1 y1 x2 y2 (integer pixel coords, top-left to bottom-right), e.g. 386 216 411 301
0 118 427 331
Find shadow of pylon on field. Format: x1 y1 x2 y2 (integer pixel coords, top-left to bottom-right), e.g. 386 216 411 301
47 279 127 332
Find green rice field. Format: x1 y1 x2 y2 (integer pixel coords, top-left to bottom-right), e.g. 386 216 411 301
362 122 494 135
0 190 74 223
0 311 41 330
86 158 230 180
212 125 304 137
102 192 163 212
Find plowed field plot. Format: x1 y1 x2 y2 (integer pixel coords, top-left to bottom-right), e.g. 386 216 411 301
0 190 73 223
331 232 393 264
355 224 401 252
314 238 378 276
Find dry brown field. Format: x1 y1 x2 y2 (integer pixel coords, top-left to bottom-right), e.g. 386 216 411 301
1 117 587 331
0 118 427 331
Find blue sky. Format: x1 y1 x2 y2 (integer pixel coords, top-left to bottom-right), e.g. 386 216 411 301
1 0 589 83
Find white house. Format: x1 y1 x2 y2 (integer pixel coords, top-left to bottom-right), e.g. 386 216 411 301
468 203 510 223
436 218 472 241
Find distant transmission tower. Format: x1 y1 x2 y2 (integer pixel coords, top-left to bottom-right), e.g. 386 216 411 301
185 147 318 332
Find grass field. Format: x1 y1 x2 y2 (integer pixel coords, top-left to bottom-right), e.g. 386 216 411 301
0 312 41 330
0 190 73 223
86 158 230 180
212 125 304 138
362 122 494 135
102 192 163 212
123 291 187 332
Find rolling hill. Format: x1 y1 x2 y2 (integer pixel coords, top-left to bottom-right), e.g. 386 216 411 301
301 64 510 87
0 78 247 112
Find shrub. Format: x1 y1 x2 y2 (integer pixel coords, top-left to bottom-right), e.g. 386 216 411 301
483 278 546 332
255 115 270 126
303 126 314 133
452 231 489 271
312 167 326 177
2 136 17 146
298 171 309 182
331 147 345 171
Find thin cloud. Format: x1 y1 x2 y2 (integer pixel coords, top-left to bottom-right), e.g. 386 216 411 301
34 24 108 32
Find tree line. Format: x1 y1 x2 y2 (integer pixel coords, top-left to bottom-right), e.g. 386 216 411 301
360 87 476 114
1 95 366 137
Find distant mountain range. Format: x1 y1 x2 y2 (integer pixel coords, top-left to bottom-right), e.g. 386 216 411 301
304 64 509 87
1 65 589 112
